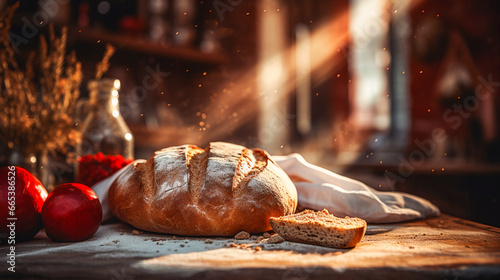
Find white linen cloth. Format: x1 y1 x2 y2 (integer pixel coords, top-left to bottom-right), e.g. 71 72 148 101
273 154 440 223
93 154 440 224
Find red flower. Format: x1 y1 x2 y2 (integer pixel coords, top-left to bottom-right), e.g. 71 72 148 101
76 153 133 187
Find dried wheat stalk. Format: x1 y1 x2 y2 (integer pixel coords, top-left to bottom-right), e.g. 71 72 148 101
95 43 115 80
0 3 82 156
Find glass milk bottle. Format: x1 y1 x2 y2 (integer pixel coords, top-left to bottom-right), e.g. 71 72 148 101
76 78 134 187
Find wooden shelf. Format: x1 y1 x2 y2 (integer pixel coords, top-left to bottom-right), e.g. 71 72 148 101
72 28 226 64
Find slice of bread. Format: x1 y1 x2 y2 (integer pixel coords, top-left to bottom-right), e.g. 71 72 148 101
269 209 367 248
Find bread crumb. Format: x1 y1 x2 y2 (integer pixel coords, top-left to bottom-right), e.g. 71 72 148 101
180 244 185 248
172 236 177 240
250 235 258 240
204 239 213 244
267 234 285 244
240 244 248 248
132 230 141 235
256 236 265 243
234 231 251 240
255 246 262 251
263 232 271 238
229 243 238 248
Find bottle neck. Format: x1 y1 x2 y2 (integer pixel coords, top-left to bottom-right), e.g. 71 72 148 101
89 89 121 117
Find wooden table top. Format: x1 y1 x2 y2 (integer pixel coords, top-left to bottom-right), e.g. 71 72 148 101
2 214 499 280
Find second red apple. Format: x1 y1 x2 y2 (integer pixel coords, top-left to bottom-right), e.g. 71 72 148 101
41 183 102 242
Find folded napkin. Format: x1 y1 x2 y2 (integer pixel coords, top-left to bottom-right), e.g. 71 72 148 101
272 154 440 223
93 154 440 224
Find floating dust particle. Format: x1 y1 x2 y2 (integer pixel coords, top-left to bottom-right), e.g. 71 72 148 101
422 10 424 13
375 138 379 142
442 168 445 171
420 70 423 74
402 71 405 74
431 169 435 172
246 12 250 16
186 69 189 72
316 93 319 96
203 72 207 76
428 109 431 112
140 114 144 117
199 121 205 127
183 12 187 15
97 40 101 43
337 74 341 78
277 8 280 12
198 84 202 87
386 67 389 70
201 113 207 119
196 112 201 117
380 161 383 164
263 9 266 12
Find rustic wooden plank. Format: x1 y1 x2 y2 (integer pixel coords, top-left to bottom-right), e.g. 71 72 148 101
1 214 499 279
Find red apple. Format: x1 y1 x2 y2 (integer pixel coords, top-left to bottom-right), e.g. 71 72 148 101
41 183 102 242
0 166 48 244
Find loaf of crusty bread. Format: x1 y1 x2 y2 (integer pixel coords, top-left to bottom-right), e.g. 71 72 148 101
270 209 366 248
108 142 297 236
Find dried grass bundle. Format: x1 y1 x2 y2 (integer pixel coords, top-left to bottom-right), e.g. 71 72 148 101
0 3 82 156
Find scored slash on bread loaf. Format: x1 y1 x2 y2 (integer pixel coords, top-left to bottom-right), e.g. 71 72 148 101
270 209 367 248
108 142 298 236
